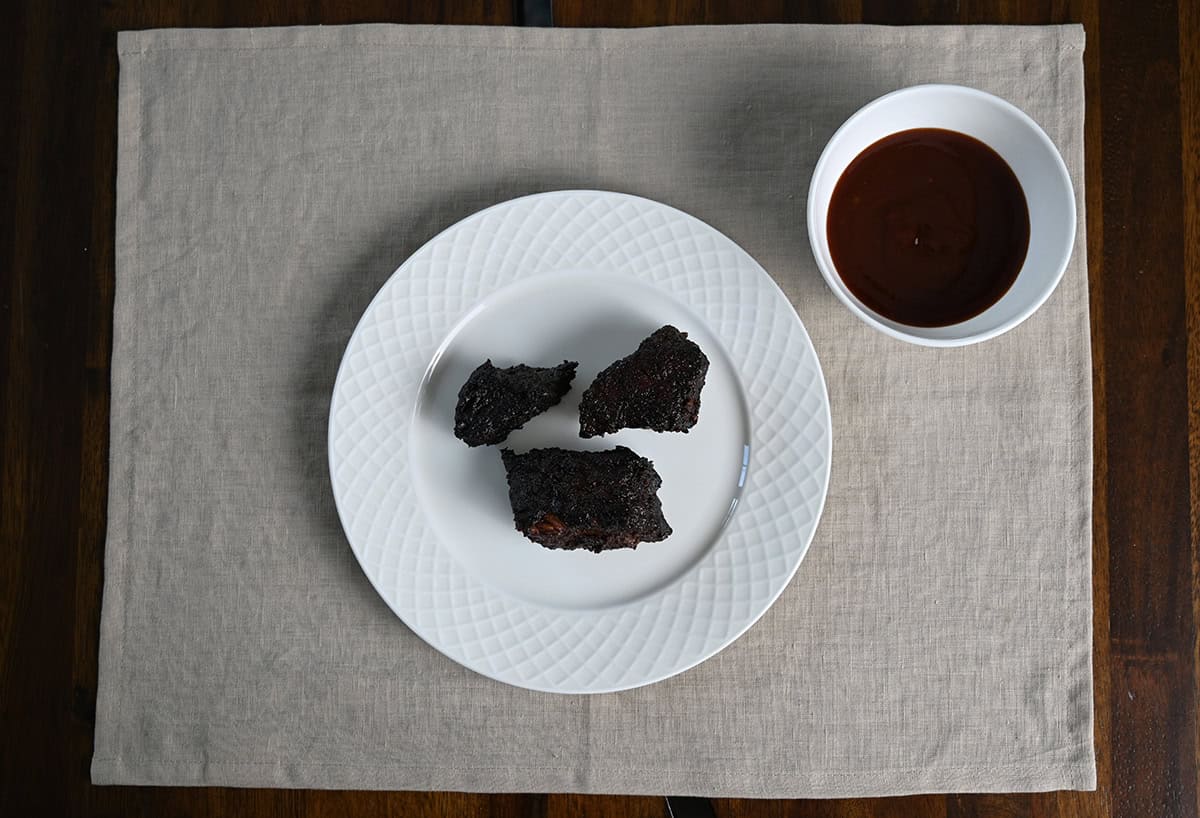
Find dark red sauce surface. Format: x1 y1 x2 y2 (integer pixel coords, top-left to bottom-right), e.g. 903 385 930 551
827 127 1030 328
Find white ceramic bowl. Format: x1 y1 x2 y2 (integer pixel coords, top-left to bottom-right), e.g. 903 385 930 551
807 84 1076 347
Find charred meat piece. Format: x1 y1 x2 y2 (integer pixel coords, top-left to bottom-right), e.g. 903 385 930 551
578 325 709 438
454 360 577 447
500 446 672 552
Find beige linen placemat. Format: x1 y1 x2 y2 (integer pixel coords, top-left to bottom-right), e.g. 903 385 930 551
94 24 1093 796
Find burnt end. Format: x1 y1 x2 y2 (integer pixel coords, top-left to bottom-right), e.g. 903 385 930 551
453 359 577 447
500 446 672 553
578 325 709 438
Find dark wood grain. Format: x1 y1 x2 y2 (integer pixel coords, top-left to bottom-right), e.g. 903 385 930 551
1180 1 1200 817
1096 0 1197 816
2 0 1196 816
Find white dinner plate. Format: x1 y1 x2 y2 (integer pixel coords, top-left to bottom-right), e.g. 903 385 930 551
328 190 831 693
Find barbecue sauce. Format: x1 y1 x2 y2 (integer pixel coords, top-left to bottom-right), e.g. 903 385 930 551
827 128 1030 328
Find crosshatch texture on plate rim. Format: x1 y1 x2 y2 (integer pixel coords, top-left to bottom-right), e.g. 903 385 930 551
327 190 832 693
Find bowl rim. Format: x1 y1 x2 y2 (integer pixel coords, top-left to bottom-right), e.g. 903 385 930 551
806 83 1077 348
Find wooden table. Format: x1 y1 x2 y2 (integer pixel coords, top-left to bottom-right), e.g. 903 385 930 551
2 1 1196 816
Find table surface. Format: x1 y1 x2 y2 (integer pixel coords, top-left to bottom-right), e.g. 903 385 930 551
1 1 1196 817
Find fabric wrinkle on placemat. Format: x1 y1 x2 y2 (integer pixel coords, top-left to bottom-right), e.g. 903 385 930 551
94 23 1094 796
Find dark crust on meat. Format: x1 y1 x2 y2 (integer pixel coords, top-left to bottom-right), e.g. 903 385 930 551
500 446 672 552
578 325 709 438
454 360 578 447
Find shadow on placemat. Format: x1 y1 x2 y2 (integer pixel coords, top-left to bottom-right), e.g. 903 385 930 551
290 170 597 620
